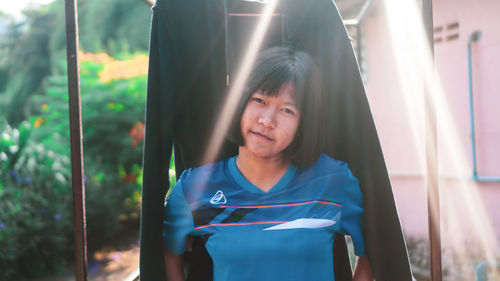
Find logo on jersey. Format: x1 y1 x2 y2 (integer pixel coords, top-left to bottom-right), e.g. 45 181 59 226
210 190 227 204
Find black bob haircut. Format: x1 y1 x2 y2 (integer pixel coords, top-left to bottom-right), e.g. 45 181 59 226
228 46 324 168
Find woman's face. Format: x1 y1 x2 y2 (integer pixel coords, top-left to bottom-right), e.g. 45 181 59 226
239 84 300 162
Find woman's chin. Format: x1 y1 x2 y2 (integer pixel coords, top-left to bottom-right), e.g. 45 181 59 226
240 147 283 161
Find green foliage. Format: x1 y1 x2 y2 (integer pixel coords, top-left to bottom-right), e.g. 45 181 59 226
30 57 147 172
78 0 152 54
30 53 148 241
0 0 152 126
0 53 148 279
0 8 55 125
0 121 73 280
0 0 154 276
84 164 139 254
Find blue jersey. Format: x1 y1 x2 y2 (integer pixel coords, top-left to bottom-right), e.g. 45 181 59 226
163 153 365 281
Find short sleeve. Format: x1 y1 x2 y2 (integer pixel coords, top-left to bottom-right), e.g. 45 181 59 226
162 180 195 254
339 169 365 256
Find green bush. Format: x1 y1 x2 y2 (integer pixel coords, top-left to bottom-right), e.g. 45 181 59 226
0 121 73 279
0 0 152 126
30 54 147 176
84 164 139 254
0 53 148 279
29 52 147 254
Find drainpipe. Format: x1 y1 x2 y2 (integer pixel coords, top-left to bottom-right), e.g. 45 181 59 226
343 0 372 69
467 31 500 182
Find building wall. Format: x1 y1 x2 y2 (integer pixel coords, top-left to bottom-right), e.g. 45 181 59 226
360 0 500 254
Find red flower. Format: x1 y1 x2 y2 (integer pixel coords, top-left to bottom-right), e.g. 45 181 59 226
121 173 137 183
129 122 145 146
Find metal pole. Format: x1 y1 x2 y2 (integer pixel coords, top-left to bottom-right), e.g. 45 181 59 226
64 0 87 280
422 0 442 280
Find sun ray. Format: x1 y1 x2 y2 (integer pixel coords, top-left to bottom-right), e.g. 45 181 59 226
382 0 500 278
203 0 280 165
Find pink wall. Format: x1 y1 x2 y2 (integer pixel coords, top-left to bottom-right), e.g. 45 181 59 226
433 0 500 177
360 0 500 251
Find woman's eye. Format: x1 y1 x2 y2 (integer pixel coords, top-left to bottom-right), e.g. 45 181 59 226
252 97 265 104
282 108 296 115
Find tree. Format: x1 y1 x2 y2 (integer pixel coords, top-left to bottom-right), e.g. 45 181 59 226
0 0 152 126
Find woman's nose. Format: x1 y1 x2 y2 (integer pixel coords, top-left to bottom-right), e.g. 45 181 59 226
258 109 277 128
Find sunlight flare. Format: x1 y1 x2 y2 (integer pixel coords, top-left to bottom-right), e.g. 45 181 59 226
383 0 500 278
203 0 280 164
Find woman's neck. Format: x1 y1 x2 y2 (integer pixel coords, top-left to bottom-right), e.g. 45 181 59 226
236 148 291 192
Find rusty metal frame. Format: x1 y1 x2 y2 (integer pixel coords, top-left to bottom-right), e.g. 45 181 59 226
422 0 442 280
61 0 442 280
64 0 88 280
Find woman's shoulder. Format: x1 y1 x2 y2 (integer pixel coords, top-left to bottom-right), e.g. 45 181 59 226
179 157 230 180
292 153 353 185
176 157 233 198
305 153 351 175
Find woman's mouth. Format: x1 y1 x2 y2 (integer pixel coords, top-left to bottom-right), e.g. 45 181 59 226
250 131 273 141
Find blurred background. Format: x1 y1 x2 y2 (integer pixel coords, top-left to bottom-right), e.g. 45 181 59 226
0 0 498 280
0 0 159 280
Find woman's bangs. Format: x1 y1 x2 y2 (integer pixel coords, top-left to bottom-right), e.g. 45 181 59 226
254 63 295 97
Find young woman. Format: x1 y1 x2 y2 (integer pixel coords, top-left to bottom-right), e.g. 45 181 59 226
162 47 373 281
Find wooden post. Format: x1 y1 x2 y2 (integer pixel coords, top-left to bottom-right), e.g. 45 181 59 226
422 0 442 280
64 0 87 280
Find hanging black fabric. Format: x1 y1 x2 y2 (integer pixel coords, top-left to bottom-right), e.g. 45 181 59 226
140 0 413 280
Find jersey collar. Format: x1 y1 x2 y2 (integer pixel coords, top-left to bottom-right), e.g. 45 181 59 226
228 155 297 194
